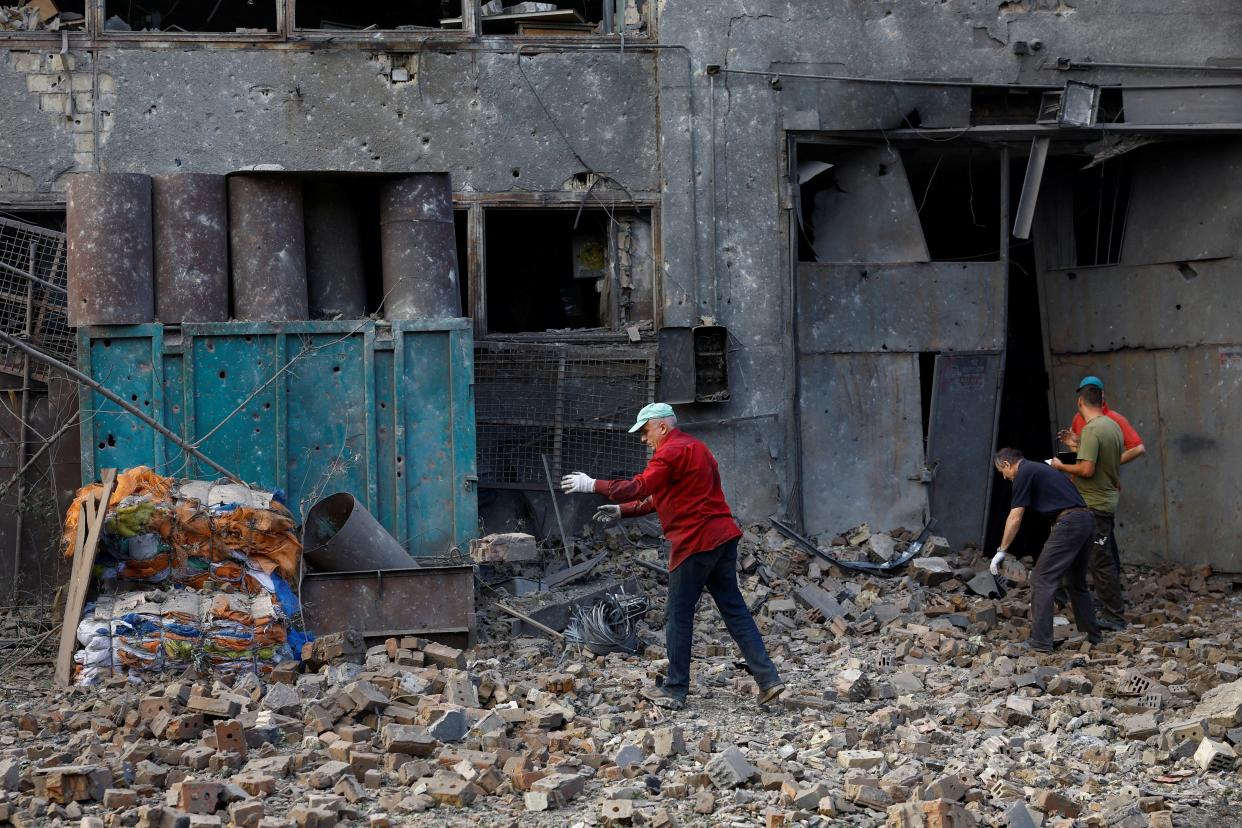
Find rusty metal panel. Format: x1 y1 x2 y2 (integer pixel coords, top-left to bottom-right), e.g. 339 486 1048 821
304 181 367 319
808 146 930 264
1152 346 1242 572
797 353 926 538
1123 87 1242 126
926 353 1002 549
1048 351 1169 567
1121 143 1242 265
1042 260 1242 352
153 173 228 323
796 262 1006 353
66 173 154 327
300 565 476 648
227 176 309 321
380 174 461 321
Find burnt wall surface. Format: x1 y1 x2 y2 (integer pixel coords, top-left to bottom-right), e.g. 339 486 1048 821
3 1 1242 568
657 0 1242 533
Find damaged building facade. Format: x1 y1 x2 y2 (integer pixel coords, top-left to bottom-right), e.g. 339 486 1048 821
2 0 1241 601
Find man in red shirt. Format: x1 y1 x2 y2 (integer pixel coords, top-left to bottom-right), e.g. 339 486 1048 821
1058 375 1146 465
1056 375 1145 629
562 402 784 710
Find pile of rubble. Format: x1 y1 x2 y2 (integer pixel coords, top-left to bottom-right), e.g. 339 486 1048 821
2 522 1241 827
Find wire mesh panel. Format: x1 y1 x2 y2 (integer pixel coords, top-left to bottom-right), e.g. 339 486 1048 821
475 343 656 488
0 215 72 381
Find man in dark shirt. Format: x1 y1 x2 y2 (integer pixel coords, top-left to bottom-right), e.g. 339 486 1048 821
990 447 1103 652
562 402 783 710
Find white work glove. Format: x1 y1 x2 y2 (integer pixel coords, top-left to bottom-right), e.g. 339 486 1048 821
593 505 622 524
560 472 596 494
989 549 1007 576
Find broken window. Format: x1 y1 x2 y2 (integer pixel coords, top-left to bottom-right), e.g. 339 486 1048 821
1069 156 1130 267
295 0 464 32
0 1 85 33
901 147 1002 262
796 142 1003 264
101 0 278 34
480 207 654 335
475 0 648 35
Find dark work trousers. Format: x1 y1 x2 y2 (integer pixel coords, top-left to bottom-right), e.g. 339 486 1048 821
1029 509 1102 649
1089 511 1127 623
664 538 781 700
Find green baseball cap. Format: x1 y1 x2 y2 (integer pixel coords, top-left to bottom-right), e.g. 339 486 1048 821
629 402 675 433
1077 375 1103 391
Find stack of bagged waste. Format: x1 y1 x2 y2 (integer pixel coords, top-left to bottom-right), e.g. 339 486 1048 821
62 467 305 686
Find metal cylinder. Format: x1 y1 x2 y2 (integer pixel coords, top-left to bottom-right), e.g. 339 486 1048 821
304 181 367 319
303 492 416 572
379 174 461 320
153 173 229 323
67 173 154 327
227 175 309 321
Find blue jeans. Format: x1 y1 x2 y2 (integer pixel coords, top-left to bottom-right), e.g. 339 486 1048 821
664 538 781 699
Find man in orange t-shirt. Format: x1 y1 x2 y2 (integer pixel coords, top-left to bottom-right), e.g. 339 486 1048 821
1056 375 1145 629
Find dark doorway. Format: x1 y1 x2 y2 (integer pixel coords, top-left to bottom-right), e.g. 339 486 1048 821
984 155 1054 558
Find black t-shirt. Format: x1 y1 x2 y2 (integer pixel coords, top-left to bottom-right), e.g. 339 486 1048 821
1009 460 1086 517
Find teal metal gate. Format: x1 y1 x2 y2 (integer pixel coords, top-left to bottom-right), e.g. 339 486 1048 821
77 320 477 558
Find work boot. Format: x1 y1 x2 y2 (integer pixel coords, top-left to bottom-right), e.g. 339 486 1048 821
642 686 685 710
757 683 785 707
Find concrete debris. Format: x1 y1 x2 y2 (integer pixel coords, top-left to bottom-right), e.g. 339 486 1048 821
1 523 1240 825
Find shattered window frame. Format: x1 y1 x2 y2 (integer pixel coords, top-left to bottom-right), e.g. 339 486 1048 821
0 0 89 37
475 0 654 39
95 0 286 42
290 0 477 41
454 194 661 341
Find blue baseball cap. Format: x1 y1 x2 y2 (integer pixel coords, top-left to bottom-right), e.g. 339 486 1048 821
1077 375 1104 391
629 402 675 433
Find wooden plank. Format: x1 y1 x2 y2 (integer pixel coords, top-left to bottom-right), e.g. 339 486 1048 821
54 468 117 688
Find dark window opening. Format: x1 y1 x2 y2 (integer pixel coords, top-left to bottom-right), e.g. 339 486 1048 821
900 147 1002 262
796 142 1003 263
454 209 469 315
970 87 1045 126
102 0 278 33
482 207 652 335
0 1 85 32
296 0 463 31
794 142 832 263
473 0 647 35
1070 156 1130 267
970 86 1124 126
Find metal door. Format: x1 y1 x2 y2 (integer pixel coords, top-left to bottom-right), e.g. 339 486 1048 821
925 352 1003 548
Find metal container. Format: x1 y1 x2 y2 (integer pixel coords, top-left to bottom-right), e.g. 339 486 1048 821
303 492 415 572
227 176 309 321
304 181 367 319
77 319 478 558
153 173 229 323
301 565 476 648
379 174 461 320
66 173 154 327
